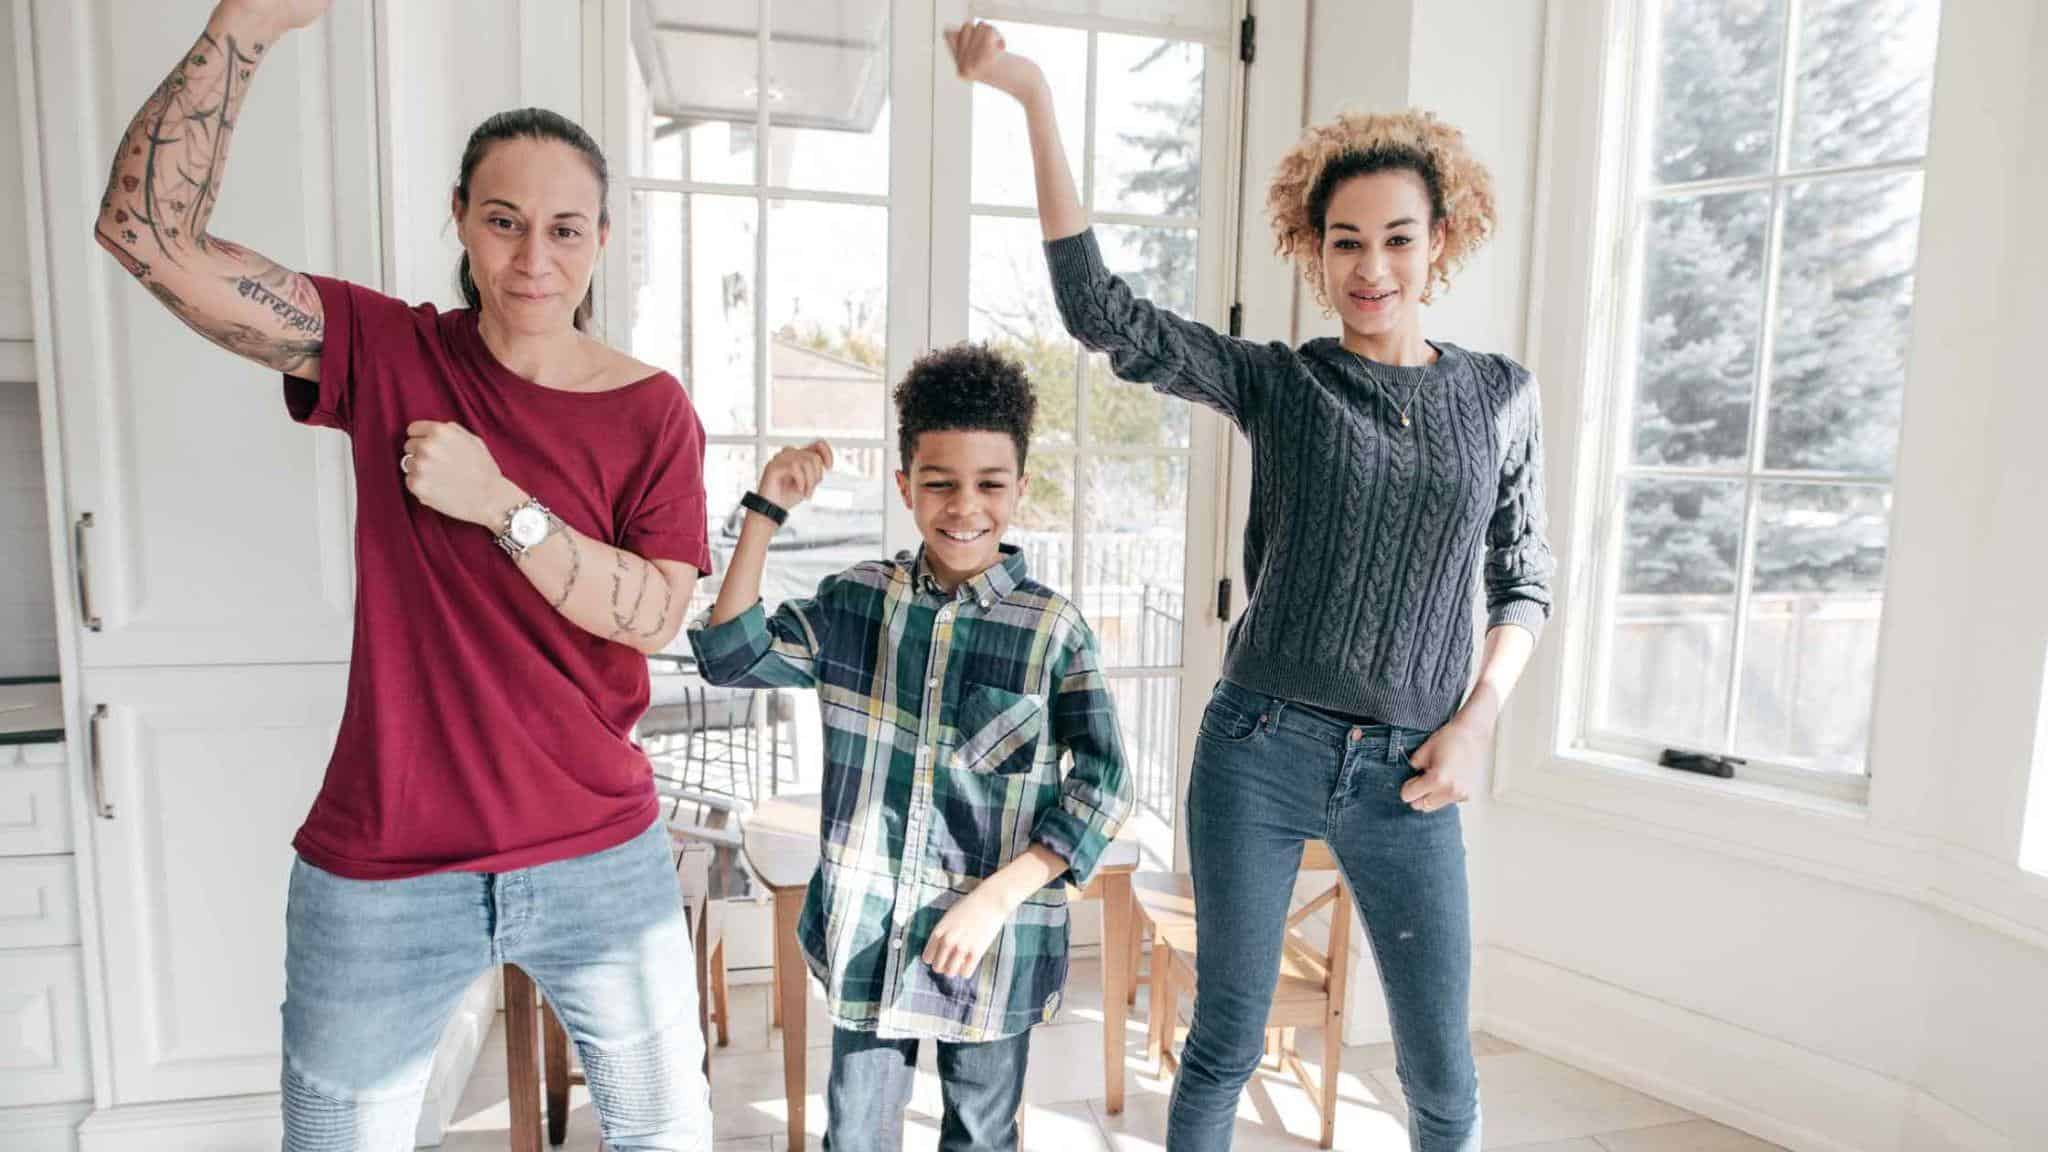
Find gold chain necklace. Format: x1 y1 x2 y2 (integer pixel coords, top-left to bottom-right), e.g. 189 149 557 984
1351 350 1424 428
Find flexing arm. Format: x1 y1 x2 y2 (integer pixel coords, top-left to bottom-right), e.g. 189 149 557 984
945 22 1086 241
92 0 331 378
948 20 1270 424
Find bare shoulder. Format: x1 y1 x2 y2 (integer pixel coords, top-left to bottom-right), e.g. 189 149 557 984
579 337 670 392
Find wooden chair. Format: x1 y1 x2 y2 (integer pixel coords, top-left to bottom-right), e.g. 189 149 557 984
504 790 745 1147
1133 841 1353 1149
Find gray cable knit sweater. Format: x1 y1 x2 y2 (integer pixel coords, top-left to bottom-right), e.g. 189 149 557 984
1046 229 1554 730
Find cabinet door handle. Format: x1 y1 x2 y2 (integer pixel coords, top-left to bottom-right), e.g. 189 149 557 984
88 703 113 820
74 513 103 633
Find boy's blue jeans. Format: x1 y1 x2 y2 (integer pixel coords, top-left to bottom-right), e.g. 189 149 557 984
824 1024 1032 1152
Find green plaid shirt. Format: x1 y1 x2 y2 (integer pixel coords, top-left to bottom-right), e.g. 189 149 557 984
688 545 1132 1041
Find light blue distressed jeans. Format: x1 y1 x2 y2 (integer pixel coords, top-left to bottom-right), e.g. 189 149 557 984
280 817 710 1150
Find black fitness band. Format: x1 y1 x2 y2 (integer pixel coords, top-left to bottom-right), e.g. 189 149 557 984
741 490 789 526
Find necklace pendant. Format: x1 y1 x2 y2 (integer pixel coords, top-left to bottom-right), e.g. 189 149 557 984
1401 414 1412 428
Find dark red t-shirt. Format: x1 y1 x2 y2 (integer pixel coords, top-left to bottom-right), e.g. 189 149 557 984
284 276 711 879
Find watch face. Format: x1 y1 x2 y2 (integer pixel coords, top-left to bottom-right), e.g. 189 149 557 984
510 506 550 547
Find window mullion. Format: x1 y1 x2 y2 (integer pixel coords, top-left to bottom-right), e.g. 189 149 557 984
1722 0 1808 753
754 4 771 466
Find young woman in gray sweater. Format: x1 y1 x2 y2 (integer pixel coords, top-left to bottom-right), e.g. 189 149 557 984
949 22 1553 1152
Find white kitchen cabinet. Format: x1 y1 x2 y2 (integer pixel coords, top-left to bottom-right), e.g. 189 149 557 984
24 0 376 670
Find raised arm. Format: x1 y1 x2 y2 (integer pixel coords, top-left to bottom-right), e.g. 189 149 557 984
947 20 1274 426
92 0 331 378
945 21 1086 242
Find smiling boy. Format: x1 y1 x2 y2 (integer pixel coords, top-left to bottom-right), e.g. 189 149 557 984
688 343 1132 1152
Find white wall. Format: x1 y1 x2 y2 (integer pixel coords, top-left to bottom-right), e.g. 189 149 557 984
1492 0 2048 1148
381 0 584 308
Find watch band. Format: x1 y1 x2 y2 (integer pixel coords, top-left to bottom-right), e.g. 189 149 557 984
494 497 555 559
741 490 789 527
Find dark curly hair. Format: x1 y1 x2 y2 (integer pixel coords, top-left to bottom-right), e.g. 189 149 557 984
893 343 1037 470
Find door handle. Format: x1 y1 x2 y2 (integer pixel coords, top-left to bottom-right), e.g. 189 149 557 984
88 703 113 819
74 513 103 632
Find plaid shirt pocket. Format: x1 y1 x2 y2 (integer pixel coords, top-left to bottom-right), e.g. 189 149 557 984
950 684 1047 776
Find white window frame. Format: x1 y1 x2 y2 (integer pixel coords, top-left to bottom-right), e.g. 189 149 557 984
1551 0 1944 807
1504 0 2048 959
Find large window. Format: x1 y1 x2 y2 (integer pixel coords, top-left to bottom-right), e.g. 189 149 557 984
1586 0 1940 784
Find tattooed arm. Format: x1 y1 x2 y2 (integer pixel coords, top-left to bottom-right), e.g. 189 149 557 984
92 1 333 378
512 508 700 654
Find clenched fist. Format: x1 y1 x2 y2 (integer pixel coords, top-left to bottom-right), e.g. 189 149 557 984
401 421 508 528
756 441 834 513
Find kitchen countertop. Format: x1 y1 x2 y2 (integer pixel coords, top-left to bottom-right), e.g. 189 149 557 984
0 679 63 745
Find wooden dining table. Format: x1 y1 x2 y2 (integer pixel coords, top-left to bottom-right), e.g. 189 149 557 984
742 793 1142 1151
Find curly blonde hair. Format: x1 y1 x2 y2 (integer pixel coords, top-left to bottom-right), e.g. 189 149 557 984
1266 110 1496 307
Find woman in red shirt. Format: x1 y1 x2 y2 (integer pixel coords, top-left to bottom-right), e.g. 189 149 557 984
93 2 713 1147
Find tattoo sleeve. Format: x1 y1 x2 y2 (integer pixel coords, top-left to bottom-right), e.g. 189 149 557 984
93 12 326 378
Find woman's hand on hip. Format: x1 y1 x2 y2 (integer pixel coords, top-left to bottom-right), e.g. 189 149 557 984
1400 717 1488 813
402 421 512 528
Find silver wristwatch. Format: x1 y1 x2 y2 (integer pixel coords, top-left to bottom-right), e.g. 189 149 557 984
494 497 556 560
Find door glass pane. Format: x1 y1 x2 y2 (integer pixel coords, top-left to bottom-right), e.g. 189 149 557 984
970 23 1087 208
1014 452 1074 593
696 444 758 620
766 0 891 196
1765 173 1922 475
1107 675 1180 869
1084 456 1187 669
765 200 887 438
758 444 889 610
1600 477 1745 747
1632 190 1769 468
1649 0 1786 184
629 192 756 434
970 215 1076 445
1092 33 1204 217
630 9 757 183
1735 483 1887 771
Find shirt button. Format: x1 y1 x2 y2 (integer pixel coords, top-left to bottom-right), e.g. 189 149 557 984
979 597 993 609
927 677 938 688
890 936 903 949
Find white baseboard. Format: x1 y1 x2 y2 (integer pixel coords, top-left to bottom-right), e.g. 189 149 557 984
76 1095 280 1152
1478 944 1945 1152
415 968 499 1146
2 1101 91 1152
1900 1090 2017 1152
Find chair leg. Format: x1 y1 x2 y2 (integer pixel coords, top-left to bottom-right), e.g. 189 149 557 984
543 1002 570 1147
712 937 731 1048
1320 1013 1341 1149
1127 921 1142 1009
1147 946 1169 1073
504 966 542 1152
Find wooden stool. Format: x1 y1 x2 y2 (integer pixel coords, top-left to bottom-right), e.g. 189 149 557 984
1133 842 1354 1149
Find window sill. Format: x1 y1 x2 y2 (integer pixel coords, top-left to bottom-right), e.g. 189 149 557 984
1494 743 1927 896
